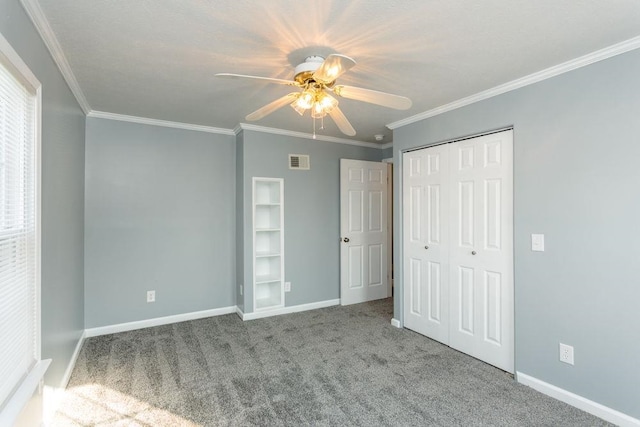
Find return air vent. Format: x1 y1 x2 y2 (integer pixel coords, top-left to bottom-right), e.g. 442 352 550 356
289 154 310 170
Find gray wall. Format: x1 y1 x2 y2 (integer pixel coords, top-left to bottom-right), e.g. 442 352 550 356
380 146 393 159
240 131 384 312
84 118 235 327
0 1 86 388
392 49 640 418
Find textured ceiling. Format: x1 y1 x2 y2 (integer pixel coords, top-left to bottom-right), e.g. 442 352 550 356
36 0 640 143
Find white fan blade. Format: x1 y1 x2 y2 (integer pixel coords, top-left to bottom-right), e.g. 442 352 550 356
328 106 356 136
333 85 412 110
216 73 299 86
312 54 356 84
246 93 299 121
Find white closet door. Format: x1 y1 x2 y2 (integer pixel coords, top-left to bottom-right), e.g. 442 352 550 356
448 131 513 373
402 130 513 373
402 145 450 344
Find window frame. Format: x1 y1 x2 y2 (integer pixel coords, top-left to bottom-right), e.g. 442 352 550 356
0 30 46 425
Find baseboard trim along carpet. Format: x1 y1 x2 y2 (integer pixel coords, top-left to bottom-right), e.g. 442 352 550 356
238 299 341 321
84 305 237 338
43 330 85 424
516 372 640 427
235 305 245 319
61 330 86 388
390 318 401 328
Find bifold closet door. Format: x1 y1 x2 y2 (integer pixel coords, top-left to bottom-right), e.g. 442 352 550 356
448 131 513 373
402 144 450 344
403 130 513 373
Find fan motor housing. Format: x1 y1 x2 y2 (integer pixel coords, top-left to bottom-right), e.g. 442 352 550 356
294 56 327 85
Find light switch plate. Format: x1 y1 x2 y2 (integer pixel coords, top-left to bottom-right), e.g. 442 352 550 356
531 234 545 252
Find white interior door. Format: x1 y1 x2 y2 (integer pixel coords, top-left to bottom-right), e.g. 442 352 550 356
340 159 389 305
402 145 450 343
402 130 513 373
448 131 514 372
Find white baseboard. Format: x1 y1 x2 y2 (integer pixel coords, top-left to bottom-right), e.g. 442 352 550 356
239 299 340 321
517 372 640 427
84 306 237 337
390 318 402 328
235 306 245 320
43 329 85 424
61 330 85 388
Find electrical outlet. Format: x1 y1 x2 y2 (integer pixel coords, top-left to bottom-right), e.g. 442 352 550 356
239 284 243 296
285 282 291 292
147 290 155 303
559 343 574 365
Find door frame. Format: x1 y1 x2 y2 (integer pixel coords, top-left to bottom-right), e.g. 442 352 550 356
382 158 393 296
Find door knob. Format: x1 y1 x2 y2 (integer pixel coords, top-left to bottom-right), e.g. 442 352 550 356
424 245 429 250
343 237 350 243
471 251 477 255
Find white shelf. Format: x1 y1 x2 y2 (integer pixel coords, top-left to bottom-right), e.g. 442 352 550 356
255 273 281 284
255 251 281 258
252 177 284 312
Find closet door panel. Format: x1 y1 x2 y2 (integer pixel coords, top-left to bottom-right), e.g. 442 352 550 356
448 131 513 373
403 146 450 344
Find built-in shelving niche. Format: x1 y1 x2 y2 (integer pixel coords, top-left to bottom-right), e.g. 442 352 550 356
252 178 284 311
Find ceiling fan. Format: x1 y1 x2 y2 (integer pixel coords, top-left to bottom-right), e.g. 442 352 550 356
215 54 412 137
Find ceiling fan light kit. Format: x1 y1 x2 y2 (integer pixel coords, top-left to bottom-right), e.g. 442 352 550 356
216 53 412 138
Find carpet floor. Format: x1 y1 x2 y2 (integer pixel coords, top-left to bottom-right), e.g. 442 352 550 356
53 298 611 426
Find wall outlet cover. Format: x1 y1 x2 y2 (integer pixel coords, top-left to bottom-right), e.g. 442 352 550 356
147 290 156 303
559 343 574 365
284 282 291 292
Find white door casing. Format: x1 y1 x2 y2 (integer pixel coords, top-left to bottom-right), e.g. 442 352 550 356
340 159 389 306
402 130 514 373
402 144 450 344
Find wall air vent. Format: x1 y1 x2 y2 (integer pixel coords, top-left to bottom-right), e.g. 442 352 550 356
288 154 310 170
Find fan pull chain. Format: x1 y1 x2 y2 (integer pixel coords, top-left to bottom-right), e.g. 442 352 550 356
313 115 317 139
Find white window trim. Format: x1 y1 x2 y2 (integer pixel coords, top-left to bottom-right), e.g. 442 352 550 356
0 30 49 426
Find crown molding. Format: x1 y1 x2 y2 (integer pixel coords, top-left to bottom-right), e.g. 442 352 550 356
238 123 386 149
387 35 640 130
87 113 388 147
88 111 236 135
20 0 91 114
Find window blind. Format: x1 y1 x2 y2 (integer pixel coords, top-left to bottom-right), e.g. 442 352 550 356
0 51 37 410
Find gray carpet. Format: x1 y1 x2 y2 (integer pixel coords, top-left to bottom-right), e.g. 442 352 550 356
53 299 610 426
